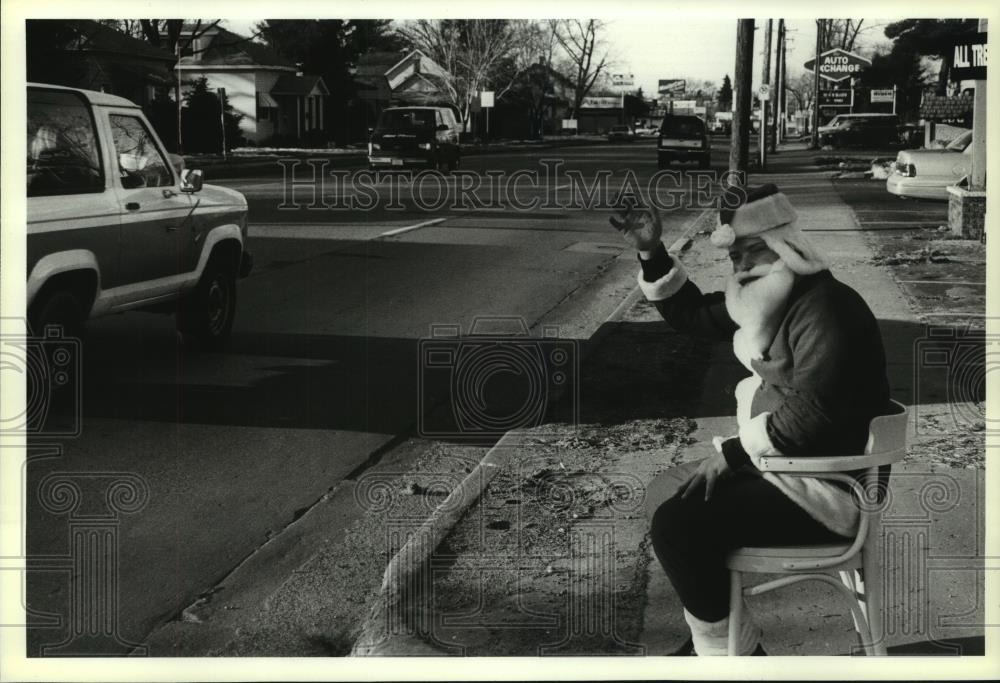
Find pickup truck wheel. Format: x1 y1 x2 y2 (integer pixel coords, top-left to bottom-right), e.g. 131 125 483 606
178 262 236 351
29 290 83 339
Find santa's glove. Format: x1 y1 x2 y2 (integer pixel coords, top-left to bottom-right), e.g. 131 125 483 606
713 436 752 471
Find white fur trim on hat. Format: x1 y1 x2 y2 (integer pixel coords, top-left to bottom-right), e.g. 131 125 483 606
730 192 798 238
637 259 687 301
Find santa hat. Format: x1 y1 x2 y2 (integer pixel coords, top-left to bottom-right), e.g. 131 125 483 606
711 183 828 275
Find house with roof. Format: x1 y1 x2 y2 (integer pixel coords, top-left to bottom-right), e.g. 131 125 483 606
175 24 329 144
355 50 452 112
26 19 175 108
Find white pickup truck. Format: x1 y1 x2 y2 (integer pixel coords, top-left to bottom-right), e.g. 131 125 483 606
27 83 253 349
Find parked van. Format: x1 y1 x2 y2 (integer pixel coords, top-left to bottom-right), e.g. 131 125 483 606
368 106 462 171
658 115 711 168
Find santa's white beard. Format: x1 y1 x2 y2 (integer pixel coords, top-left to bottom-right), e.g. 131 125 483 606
725 260 796 364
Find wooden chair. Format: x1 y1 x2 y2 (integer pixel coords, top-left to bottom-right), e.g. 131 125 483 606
725 400 908 656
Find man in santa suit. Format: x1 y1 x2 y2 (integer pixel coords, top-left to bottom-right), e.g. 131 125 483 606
610 183 893 655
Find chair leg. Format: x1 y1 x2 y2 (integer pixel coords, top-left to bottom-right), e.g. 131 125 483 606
840 570 868 650
728 571 743 656
862 549 888 655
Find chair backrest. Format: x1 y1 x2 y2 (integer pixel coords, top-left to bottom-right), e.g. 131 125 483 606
865 399 908 459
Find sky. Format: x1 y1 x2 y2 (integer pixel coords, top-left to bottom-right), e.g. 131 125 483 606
222 17 898 96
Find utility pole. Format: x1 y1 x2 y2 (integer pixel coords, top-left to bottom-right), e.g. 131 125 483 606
778 20 787 145
760 19 772 168
730 19 755 186
970 18 987 192
811 19 823 149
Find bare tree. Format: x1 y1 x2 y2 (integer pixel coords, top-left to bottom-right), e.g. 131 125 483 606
820 19 869 52
397 19 536 127
549 19 610 118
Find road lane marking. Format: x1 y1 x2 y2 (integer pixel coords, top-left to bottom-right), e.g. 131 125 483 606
377 217 447 238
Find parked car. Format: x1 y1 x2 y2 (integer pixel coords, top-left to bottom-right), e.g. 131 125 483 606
818 113 900 149
635 125 660 137
27 83 253 349
368 106 461 171
607 125 635 142
886 129 973 201
658 115 710 168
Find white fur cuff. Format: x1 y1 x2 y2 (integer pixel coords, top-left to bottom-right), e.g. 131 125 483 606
637 260 687 301
739 411 782 464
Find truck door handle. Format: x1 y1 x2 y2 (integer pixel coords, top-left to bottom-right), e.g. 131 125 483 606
165 225 179 232
125 202 140 211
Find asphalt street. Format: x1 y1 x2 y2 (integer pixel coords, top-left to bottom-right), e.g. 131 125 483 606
25 137 728 654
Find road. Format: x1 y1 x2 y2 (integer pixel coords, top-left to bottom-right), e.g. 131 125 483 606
25 137 723 654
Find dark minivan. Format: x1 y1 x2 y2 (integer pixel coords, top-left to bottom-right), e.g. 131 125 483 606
368 106 462 171
658 115 710 168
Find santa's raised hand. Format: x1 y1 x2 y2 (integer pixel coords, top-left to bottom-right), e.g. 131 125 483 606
609 201 664 255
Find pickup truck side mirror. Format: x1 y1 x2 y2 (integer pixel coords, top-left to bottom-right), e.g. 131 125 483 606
180 168 203 193
436 124 449 132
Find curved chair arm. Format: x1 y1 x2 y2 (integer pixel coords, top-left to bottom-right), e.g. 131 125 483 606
755 448 905 473
770 471 873 571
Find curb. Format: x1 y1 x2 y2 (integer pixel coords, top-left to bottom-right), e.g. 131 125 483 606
349 204 716 656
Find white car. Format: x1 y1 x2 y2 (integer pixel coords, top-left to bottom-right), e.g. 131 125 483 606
886 130 973 201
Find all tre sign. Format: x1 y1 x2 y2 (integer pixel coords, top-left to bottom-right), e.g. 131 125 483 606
804 48 871 83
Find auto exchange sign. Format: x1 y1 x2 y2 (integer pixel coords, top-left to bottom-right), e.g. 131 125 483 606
804 48 871 82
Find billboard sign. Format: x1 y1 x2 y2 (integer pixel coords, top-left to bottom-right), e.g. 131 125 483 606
804 48 871 82
657 79 686 95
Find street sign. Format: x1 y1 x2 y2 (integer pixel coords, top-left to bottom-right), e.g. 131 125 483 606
870 88 895 103
561 119 578 130
657 79 686 95
757 84 771 100
611 73 635 87
479 91 494 108
950 32 987 80
804 48 871 82
819 89 853 107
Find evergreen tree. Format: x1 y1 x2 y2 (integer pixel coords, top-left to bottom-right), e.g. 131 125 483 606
717 74 733 111
181 76 245 153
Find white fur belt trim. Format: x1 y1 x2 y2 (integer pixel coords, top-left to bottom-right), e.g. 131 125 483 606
637 260 687 301
737 410 859 536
